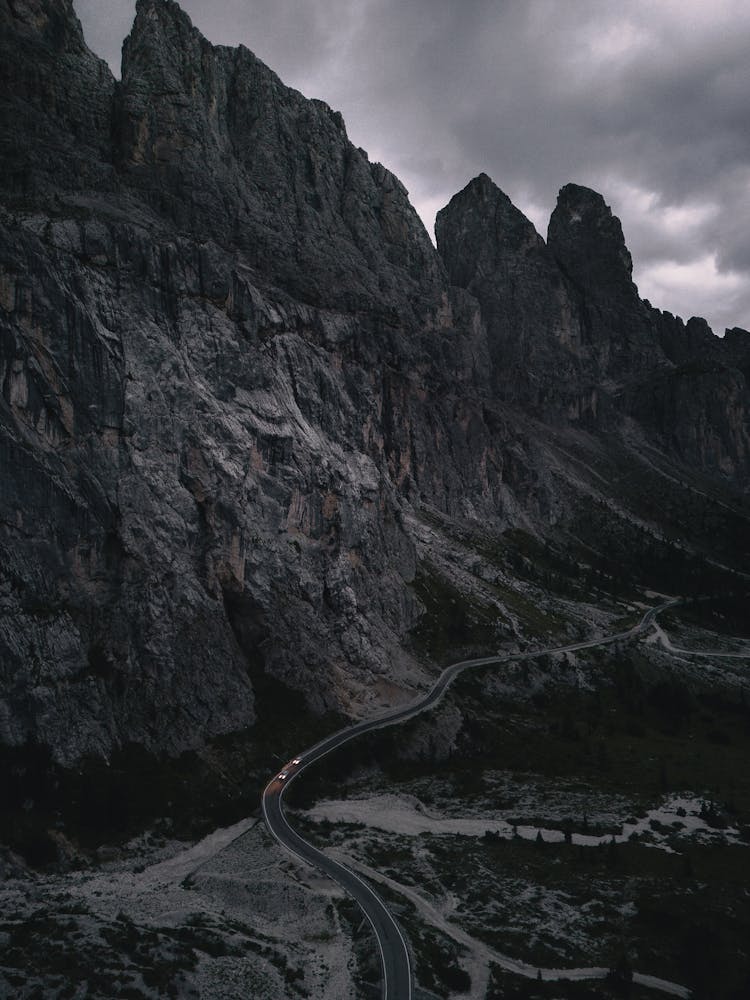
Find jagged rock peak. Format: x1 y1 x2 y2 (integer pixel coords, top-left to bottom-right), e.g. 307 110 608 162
124 0 240 90
123 0 346 138
435 173 544 290
0 0 115 199
2 0 82 43
112 0 442 312
134 0 190 22
722 326 750 367
435 174 585 409
547 182 634 294
119 0 229 166
126 0 203 64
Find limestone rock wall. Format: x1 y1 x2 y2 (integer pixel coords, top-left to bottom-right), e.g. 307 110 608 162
0 0 747 764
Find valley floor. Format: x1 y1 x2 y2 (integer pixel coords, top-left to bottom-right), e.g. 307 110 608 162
2 603 749 1000
0 819 360 999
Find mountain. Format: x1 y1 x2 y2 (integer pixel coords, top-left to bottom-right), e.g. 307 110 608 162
1 0 748 783
437 174 750 475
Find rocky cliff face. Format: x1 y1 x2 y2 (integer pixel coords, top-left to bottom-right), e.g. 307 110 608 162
439 174 750 472
435 174 585 417
0 0 115 198
115 0 445 319
1 0 748 767
0 0 497 764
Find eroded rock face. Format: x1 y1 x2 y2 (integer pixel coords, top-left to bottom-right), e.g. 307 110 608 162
436 174 586 418
438 174 750 473
546 183 750 468
0 0 499 762
0 0 748 765
115 0 444 318
547 183 635 299
0 0 115 197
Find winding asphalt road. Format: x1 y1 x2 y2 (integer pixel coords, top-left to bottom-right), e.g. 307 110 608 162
262 598 677 999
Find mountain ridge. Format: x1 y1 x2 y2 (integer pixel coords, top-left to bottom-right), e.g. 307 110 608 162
1 0 748 771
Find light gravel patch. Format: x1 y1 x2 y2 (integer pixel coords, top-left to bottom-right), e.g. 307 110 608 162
650 622 750 659
305 790 744 851
0 819 358 1000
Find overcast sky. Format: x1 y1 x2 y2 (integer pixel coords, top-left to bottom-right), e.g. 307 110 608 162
75 0 750 335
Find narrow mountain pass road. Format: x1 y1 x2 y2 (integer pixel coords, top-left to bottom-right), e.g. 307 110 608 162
262 599 679 1000
652 620 750 658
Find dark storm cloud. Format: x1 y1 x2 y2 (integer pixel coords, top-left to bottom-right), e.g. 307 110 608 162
75 0 750 333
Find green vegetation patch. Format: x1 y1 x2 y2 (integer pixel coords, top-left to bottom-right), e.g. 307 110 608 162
487 965 660 1000
664 594 750 639
0 907 198 999
410 560 504 661
445 649 750 819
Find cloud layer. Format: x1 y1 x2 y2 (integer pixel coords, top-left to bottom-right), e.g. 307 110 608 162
75 0 750 334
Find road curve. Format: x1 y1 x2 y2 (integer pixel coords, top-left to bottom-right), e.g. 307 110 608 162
262 599 678 1000
653 621 750 659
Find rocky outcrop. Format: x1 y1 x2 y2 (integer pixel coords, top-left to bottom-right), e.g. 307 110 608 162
0 0 499 763
436 174 585 417
0 0 748 767
115 0 444 318
0 0 115 198
547 183 662 377
438 174 750 475
547 184 636 301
